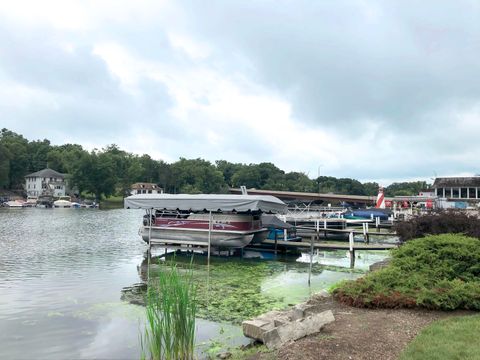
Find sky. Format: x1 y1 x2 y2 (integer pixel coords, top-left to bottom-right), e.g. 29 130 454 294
1 0 479 185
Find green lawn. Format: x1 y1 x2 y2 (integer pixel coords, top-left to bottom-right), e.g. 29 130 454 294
400 315 480 360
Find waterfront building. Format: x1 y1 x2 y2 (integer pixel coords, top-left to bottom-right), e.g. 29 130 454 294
25 168 67 197
433 176 480 208
130 182 162 195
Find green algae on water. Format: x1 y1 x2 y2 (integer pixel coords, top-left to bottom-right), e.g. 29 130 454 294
128 253 364 325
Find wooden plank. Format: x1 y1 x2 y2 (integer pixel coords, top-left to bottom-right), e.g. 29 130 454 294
260 239 397 250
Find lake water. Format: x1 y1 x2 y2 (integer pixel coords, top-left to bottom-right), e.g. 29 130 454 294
0 208 388 359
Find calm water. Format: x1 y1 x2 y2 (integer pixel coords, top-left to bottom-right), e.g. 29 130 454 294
0 208 388 359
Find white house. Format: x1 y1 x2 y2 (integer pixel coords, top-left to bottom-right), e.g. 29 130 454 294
25 168 67 197
130 182 162 195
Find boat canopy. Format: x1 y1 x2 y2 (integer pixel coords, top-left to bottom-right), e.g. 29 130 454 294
261 214 294 229
124 194 287 213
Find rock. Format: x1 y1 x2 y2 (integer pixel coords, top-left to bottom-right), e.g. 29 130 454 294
217 351 232 359
242 292 336 349
242 319 274 341
263 310 335 349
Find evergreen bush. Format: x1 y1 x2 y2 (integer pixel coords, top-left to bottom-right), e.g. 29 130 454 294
334 234 480 310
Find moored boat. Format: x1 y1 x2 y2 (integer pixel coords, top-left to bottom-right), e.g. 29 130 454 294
3 200 26 208
53 199 72 208
124 193 287 248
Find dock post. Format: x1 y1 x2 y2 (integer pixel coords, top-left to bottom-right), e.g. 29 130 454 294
308 235 314 285
362 222 367 242
208 211 212 266
349 231 355 268
274 231 278 256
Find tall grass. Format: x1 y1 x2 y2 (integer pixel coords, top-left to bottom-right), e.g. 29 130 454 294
140 262 197 360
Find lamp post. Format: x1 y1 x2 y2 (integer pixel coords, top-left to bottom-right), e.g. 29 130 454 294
317 165 323 193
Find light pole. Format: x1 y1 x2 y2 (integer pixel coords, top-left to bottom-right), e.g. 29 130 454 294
317 165 323 193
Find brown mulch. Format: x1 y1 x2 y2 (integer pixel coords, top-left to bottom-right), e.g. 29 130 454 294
249 298 474 360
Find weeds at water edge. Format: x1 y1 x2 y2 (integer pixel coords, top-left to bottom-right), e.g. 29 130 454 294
140 261 196 360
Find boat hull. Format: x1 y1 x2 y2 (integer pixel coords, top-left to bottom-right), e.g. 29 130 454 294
140 226 267 248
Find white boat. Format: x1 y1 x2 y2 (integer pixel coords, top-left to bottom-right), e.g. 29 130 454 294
25 196 38 207
124 194 287 248
3 200 26 208
53 199 72 208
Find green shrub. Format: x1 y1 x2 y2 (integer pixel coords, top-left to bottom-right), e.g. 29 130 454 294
334 234 480 310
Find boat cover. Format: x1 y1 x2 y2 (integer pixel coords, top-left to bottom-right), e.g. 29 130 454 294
124 194 287 213
261 214 294 229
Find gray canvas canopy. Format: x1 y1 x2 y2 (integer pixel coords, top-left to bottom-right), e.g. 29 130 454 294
124 194 287 213
261 214 293 229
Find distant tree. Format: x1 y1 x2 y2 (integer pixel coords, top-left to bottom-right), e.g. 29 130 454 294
385 181 430 197
215 160 244 186
283 172 316 192
157 160 172 192
0 129 29 189
231 165 262 188
0 143 10 189
362 182 380 196
27 139 51 172
171 158 226 193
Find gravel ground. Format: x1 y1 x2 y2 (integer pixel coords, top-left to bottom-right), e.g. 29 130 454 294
248 299 473 360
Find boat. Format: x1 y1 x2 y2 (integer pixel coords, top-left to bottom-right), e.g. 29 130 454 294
124 193 287 248
24 196 38 207
260 214 301 242
53 196 73 208
3 200 26 208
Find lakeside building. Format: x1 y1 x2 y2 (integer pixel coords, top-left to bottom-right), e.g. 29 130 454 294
433 176 480 208
25 168 67 197
130 182 163 195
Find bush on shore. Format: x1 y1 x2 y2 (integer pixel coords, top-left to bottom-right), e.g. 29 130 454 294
394 211 480 242
334 234 480 310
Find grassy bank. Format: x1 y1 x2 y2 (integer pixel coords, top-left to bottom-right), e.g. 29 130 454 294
400 315 480 360
99 196 124 209
334 234 480 310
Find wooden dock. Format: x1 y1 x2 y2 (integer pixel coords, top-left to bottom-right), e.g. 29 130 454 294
261 239 398 251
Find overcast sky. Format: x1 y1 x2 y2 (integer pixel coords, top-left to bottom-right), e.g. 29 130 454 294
1 0 479 185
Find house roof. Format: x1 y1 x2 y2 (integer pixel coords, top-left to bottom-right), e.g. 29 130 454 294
25 168 66 179
131 182 160 190
433 177 480 188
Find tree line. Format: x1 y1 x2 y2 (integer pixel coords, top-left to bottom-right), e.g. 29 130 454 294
0 128 430 200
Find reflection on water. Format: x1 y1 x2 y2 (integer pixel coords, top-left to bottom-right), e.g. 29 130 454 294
0 208 390 359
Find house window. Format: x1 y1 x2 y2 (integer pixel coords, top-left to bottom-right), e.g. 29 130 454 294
148 190 152 194
469 188 476 199
461 188 468 199
445 188 452 198
452 188 459 198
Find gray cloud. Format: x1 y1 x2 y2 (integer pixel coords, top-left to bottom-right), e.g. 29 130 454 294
180 0 480 131
1 1 479 182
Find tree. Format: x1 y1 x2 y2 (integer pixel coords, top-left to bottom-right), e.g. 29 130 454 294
27 139 51 172
171 158 226 193
385 181 430 197
0 129 29 189
215 160 244 186
0 143 10 189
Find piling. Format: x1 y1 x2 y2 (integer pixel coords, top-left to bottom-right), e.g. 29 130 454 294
349 231 355 268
